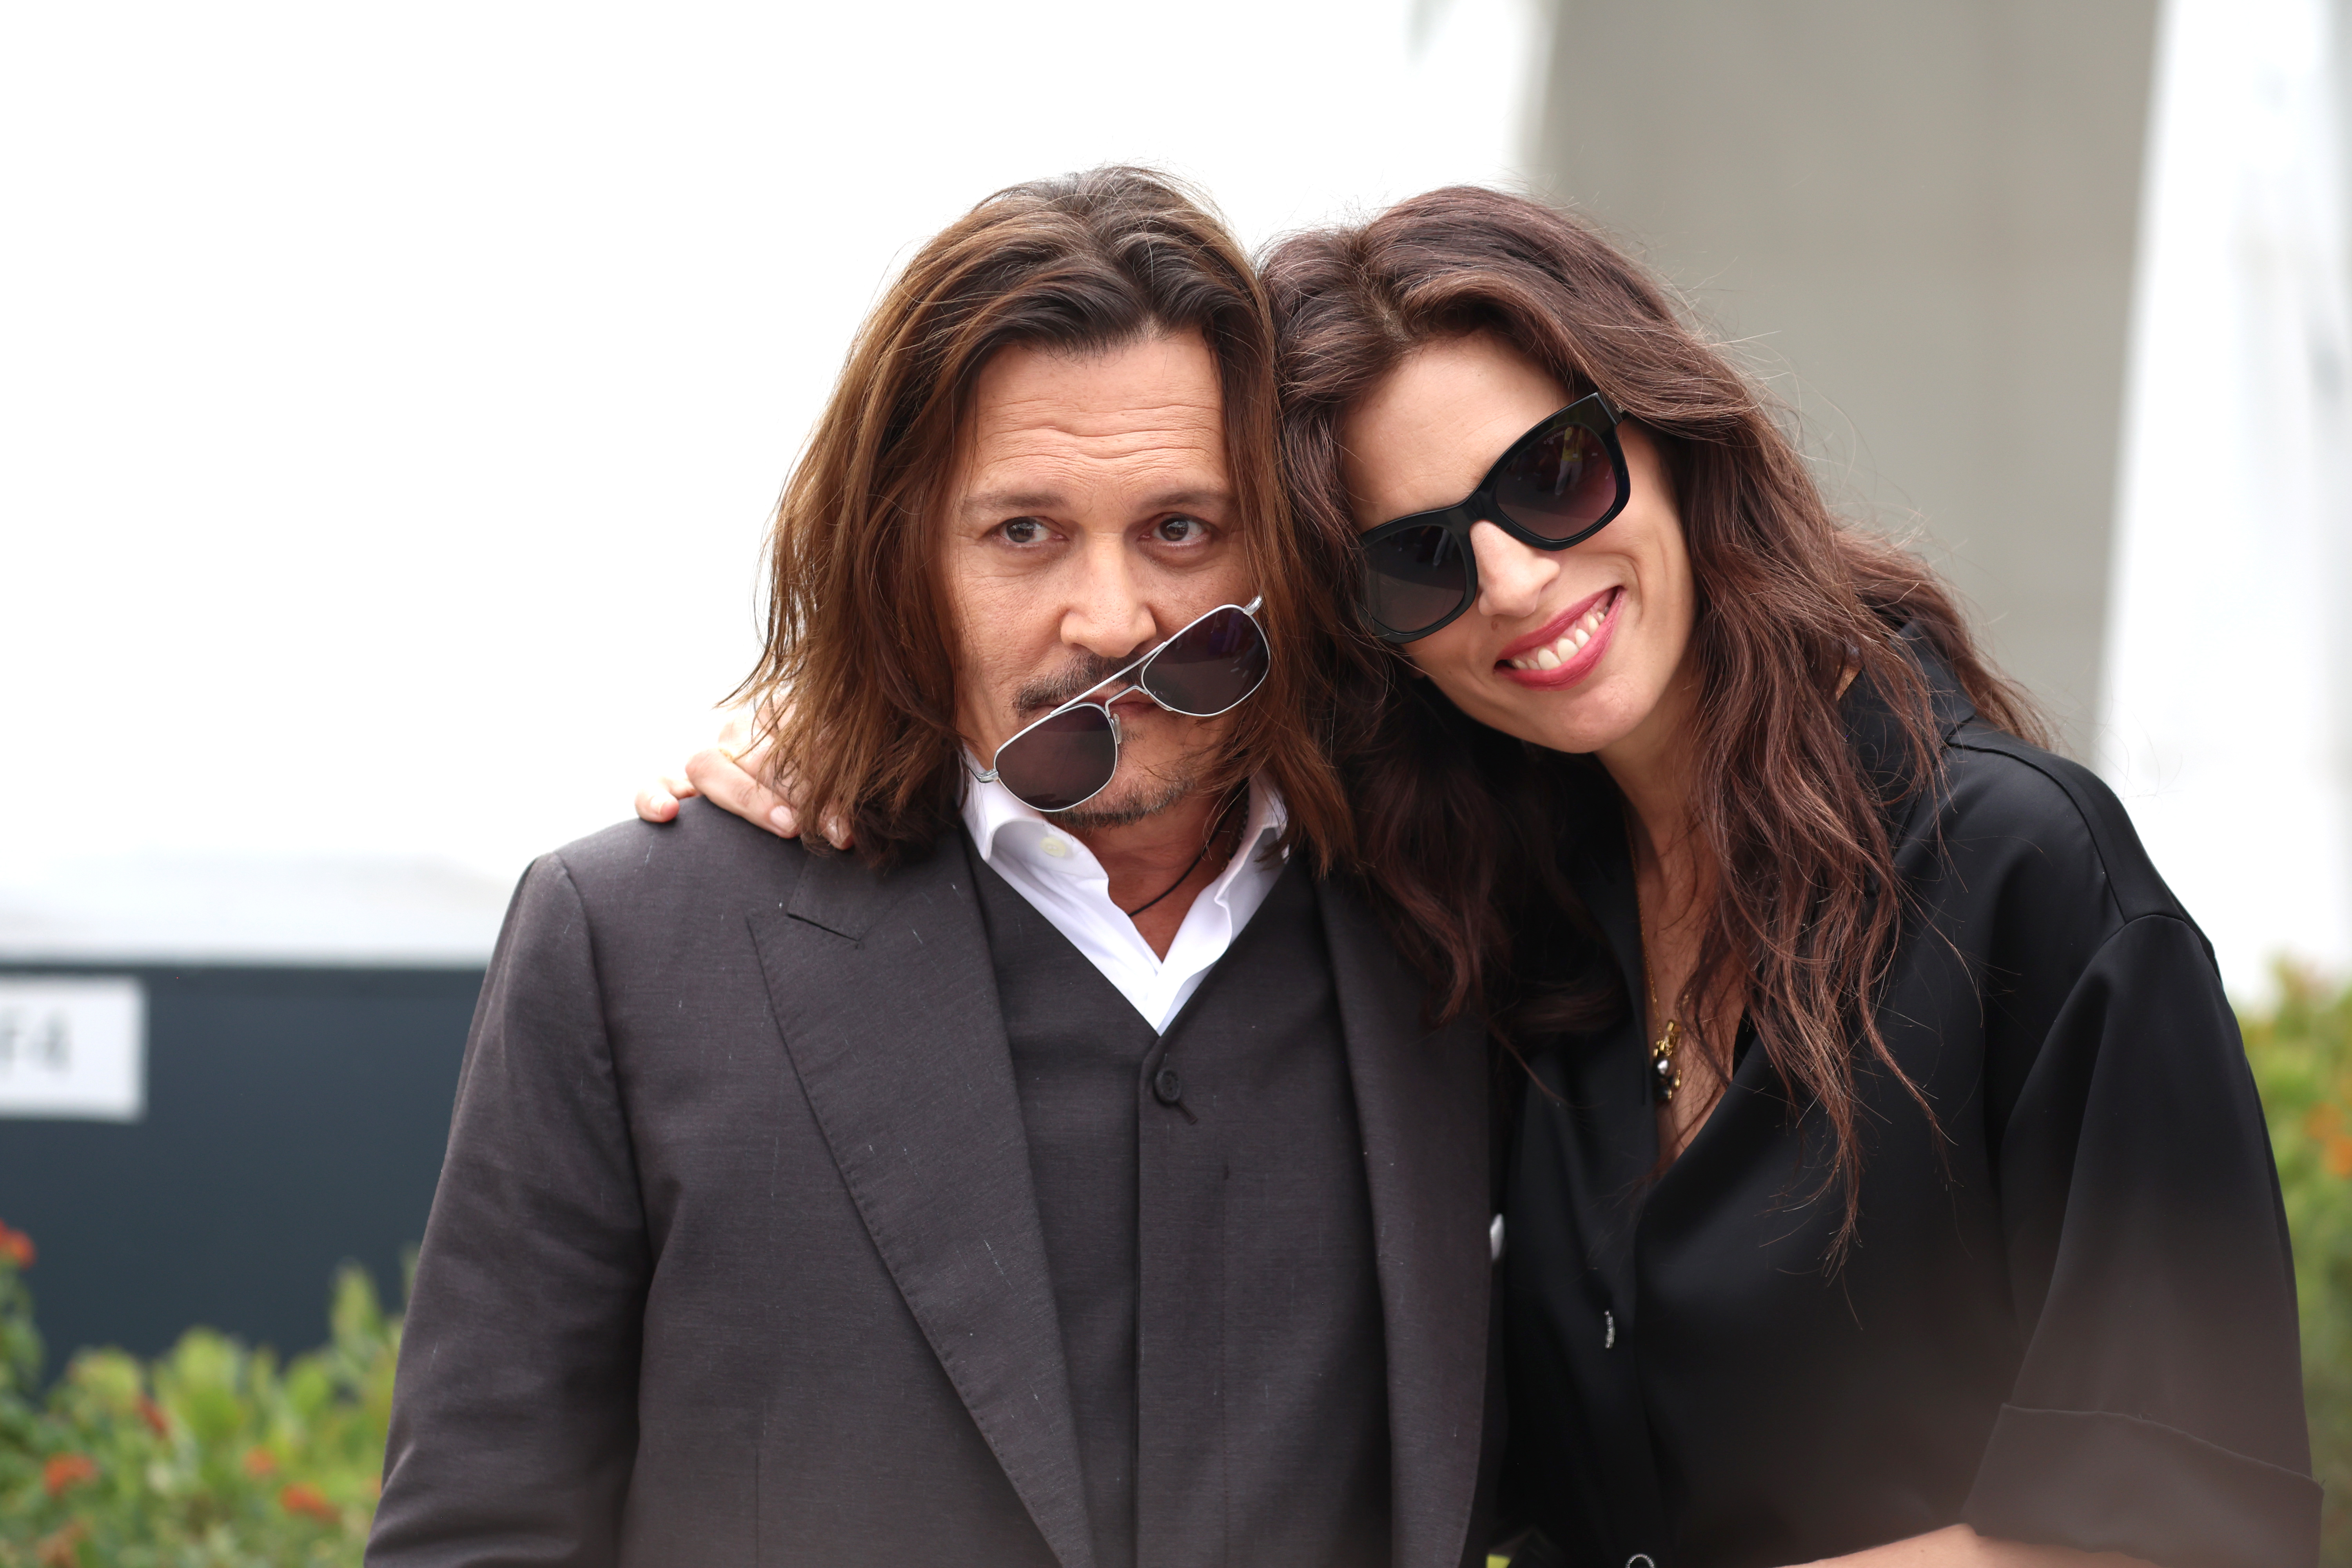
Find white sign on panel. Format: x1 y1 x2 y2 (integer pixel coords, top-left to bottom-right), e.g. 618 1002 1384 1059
0 977 145 1122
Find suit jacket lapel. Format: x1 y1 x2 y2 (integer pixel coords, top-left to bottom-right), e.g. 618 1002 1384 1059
748 836 1096 1568
1318 877 1492 1568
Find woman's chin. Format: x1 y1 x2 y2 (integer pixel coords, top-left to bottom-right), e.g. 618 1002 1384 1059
1449 685 1626 757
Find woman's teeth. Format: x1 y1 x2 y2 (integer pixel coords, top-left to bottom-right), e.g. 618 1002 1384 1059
1506 595 1613 671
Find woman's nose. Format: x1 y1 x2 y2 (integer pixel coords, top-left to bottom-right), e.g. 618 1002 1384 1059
1469 520 1560 619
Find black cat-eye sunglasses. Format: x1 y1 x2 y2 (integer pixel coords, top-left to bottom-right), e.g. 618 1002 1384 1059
1354 391 1630 642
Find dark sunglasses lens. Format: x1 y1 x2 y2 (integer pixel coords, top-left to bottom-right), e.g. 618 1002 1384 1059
1495 420 1621 541
1362 523 1470 634
1142 607 1270 717
994 706 1118 812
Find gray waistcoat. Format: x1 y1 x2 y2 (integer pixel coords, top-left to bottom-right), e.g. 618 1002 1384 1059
969 843 1392 1568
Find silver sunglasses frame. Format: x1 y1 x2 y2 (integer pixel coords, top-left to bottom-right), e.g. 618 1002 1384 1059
967 596 1267 813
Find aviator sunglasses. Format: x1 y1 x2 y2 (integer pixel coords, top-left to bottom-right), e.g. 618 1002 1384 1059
1356 390 1630 642
968 597 1270 813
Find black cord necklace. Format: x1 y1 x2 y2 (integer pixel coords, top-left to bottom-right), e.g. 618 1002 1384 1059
1121 791 1248 918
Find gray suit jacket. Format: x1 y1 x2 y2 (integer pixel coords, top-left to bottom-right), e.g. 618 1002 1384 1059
368 800 1494 1568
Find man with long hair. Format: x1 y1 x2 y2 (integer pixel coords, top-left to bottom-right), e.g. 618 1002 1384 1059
366 169 1494 1567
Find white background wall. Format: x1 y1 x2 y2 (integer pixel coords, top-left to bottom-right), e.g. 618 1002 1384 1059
0 0 1546 956
19 0 2348 993
2101 0 2352 998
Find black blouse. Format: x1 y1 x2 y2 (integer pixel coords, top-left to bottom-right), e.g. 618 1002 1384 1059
1501 644 2321 1568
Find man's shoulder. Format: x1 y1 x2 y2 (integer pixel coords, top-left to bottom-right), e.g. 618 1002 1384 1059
547 797 817 914
544 802 973 936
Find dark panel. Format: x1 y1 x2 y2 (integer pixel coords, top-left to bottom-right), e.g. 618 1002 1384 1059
0 963 479 1368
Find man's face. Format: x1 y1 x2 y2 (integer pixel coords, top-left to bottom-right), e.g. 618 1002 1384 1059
943 330 1250 829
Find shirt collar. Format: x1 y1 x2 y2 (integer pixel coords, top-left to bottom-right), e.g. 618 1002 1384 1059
958 768 1288 885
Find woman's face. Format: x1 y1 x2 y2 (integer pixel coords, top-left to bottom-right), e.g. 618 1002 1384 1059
1340 332 1697 761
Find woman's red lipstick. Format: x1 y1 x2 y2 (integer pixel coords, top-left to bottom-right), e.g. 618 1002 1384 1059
1496 587 1622 690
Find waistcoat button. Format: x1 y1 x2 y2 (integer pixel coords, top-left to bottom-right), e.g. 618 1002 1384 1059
1152 1066 1184 1105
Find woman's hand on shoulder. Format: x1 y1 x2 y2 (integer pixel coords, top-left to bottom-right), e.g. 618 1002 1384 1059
633 711 852 847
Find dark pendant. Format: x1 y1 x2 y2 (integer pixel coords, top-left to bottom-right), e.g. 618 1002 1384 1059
1650 1018 1682 1105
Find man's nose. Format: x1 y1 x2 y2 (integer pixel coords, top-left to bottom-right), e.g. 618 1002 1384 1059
1059 548 1158 662
1468 520 1560 620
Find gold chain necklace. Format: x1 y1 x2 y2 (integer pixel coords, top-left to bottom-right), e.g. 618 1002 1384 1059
1643 964 1684 1105
1630 821 1683 1106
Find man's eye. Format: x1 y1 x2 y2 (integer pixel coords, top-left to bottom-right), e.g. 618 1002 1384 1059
1000 518 1048 545
1155 515 1209 544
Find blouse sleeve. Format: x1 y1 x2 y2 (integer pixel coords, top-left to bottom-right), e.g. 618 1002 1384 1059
1962 910 2322 1567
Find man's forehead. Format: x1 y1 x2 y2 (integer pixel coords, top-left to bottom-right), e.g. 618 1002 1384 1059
956 332 1230 508
969 330 1223 421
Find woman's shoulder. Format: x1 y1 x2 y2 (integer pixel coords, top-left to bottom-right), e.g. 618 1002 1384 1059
1922 724 2228 1073
1932 720 2189 929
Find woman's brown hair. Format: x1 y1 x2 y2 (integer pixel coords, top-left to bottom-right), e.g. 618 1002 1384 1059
1264 187 2043 1247
735 167 1350 869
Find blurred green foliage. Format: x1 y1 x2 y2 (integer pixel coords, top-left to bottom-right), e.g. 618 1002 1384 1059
0 1233 396 1567
0 973 2346 1562
2243 967 2352 1564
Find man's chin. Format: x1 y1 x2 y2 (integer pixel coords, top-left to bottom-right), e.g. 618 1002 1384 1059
1057 769 1196 831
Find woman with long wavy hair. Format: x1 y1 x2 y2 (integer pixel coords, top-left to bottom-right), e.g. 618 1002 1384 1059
640 183 2315 1567
1262 188 2312 1568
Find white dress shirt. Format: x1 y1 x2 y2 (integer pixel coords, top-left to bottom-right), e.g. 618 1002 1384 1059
958 773 1290 1032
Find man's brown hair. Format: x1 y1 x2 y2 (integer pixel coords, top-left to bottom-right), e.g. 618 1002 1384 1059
734 167 1350 868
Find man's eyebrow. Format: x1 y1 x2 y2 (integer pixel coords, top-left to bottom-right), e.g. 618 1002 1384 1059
1138 488 1236 513
958 486 1238 517
959 489 1063 516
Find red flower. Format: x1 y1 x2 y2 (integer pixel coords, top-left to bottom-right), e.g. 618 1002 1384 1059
0 1222 36 1270
136 1395 169 1438
279 1481 338 1523
241 1445 278 1478
42 1452 97 1497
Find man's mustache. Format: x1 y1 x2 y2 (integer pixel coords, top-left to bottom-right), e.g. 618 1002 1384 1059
1012 652 1146 718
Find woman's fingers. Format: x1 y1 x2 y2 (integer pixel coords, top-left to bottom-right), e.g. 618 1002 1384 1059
683 733 849 844
679 740 786 834
727 715 851 847
634 773 699 823
637 711 850 848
